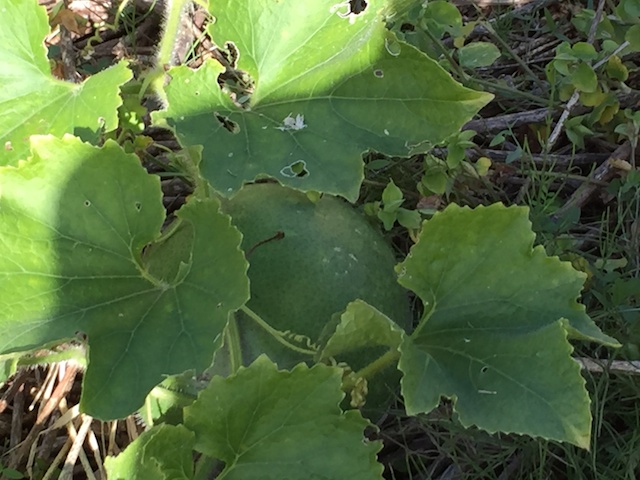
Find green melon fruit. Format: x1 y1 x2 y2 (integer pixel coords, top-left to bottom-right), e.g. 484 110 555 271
216 183 410 413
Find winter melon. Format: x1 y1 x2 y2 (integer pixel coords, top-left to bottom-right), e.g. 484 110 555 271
217 183 410 412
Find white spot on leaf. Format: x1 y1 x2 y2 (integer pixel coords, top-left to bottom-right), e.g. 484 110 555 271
276 113 307 131
478 390 497 395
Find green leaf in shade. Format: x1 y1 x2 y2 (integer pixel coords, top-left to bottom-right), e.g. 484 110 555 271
621 0 640 16
625 25 640 52
422 1 464 38
0 354 19 385
396 204 619 448
105 424 195 480
571 42 598 61
457 42 501 68
571 63 598 93
0 0 132 166
382 180 404 210
319 300 404 361
0 135 249 419
184 355 383 480
153 0 492 200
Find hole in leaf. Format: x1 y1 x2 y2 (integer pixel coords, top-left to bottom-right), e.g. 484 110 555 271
480 366 488 374
215 41 255 109
215 113 240 134
134 201 142 211
332 0 367 17
280 160 309 178
223 41 240 68
373 69 384 78
349 0 367 14
384 37 401 57
84 200 91 207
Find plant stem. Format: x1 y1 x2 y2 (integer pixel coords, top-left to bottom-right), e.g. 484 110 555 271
421 28 469 82
483 23 546 92
143 396 154 428
225 314 243 374
149 384 196 404
239 305 317 356
411 300 436 337
18 347 87 368
151 0 192 103
473 78 548 105
343 349 401 391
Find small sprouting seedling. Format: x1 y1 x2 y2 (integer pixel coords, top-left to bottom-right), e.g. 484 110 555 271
365 180 421 233
419 130 490 195
565 115 595 150
547 4 639 132
547 41 599 98
390 1 499 76
614 109 640 151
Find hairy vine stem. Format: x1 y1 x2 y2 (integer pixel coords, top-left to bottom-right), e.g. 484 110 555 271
341 349 401 392
239 305 318 356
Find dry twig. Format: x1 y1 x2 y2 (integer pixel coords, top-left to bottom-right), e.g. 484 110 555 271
553 141 633 217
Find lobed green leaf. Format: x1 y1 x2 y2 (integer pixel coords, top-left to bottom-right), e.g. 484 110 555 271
396 203 619 447
153 0 492 200
185 355 383 479
0 135 249 419
0 0 131 165
105 424 195 479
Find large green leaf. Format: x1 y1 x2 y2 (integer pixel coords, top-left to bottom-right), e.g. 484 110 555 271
185 355 383 479
0 0 131 166
105 424 195 480
153 0 492 200
396 204 619 448
0 135 249 419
